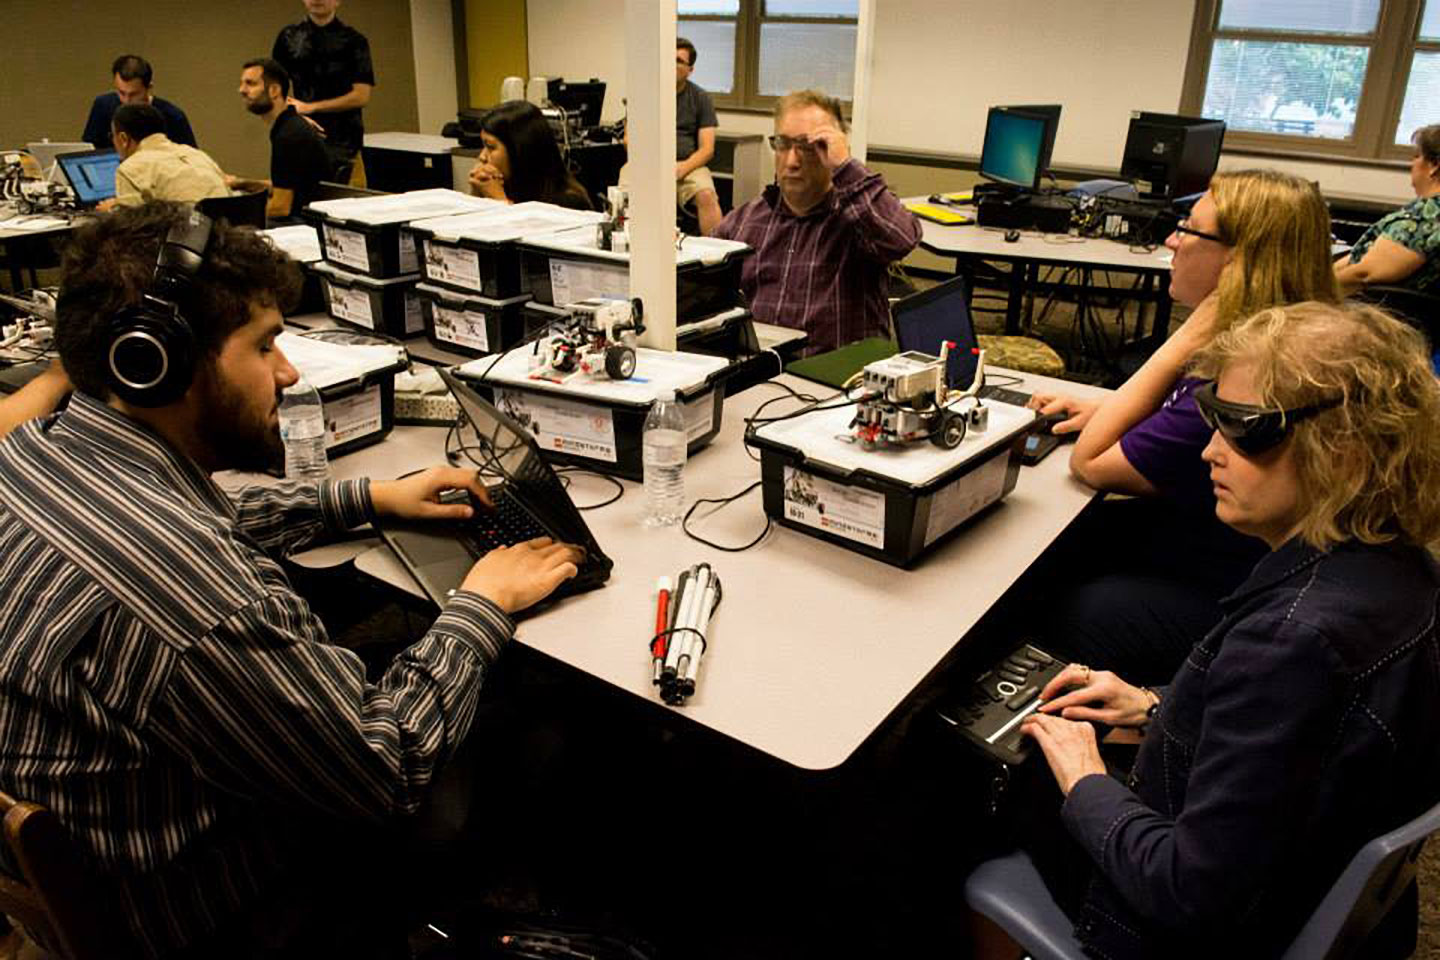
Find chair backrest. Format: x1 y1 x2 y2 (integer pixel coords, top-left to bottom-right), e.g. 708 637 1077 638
1353 286 1440 346
196 187 269 229
1281 797 1440 960
0 788 133 960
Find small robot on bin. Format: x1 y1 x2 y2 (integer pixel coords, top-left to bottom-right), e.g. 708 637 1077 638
533 297 646 382
848 342 989 450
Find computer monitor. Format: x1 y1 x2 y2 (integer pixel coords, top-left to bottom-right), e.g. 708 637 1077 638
892 274 980 390
1119 112 1226 202
1004 104 1061 182
56 149 120 207
978 107 1051 191
550 80 606 128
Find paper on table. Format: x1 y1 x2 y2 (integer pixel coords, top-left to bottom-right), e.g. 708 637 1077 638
276 332 405 390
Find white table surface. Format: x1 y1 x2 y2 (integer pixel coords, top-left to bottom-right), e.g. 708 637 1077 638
314 367 1108 771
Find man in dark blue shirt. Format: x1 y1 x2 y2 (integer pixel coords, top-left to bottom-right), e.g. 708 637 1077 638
81 54 196 151
272 0 375 182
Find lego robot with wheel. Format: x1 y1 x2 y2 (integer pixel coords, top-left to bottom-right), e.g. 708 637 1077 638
533 297 646 382
848 342 989 450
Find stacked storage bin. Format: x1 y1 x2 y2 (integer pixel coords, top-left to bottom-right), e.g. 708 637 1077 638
405 202 605 358
303 189 498 338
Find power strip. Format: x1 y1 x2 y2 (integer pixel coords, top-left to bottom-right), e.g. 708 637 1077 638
395 392 459 425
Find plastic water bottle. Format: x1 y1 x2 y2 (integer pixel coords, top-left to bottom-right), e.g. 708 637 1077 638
278 379 330 483
642 390 687 527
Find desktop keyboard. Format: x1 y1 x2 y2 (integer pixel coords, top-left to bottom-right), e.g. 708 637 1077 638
458 490 548 558
978 384 1032 408
934 643 1069 766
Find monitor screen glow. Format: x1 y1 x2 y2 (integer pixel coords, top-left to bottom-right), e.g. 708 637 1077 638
979 109 1047 190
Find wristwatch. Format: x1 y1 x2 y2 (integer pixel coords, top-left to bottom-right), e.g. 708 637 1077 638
1143 687 1162 723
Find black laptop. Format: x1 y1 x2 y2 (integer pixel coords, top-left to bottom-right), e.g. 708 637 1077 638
56 149 121 208
893 275 1032 408
376 368 612 608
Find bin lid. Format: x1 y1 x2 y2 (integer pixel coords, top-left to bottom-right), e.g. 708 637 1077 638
523 226 752 267
414 281 531 308
459 344 729 405
309 259 421 286
307 188 498 226
363 132 460 153
753 397 1034 488
261 224 323 263
408 201 604 243
277 331 408 389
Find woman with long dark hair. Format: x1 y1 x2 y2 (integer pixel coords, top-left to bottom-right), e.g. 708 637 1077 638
467 100 592 210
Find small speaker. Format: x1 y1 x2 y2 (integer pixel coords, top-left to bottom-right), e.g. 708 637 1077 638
500 76 524 102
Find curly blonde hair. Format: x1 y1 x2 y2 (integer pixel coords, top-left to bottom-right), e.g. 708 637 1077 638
1208 170 1340 329
1193 301 1440 549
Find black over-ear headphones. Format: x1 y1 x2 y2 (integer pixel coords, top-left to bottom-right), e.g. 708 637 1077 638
107 209 214 408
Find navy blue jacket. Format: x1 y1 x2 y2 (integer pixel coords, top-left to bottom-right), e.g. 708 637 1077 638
1060 537 1440 959
82 93 196 151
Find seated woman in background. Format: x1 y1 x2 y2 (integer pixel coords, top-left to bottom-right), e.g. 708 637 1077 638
1025 169 1339 683
1014 300 1440 960
467 100 593 210
1335 124 1440 296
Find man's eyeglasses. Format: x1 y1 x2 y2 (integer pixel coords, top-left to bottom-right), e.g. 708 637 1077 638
1193 381 1340 456
768 135 817 154
1172 218 1227 244
676 57 691 67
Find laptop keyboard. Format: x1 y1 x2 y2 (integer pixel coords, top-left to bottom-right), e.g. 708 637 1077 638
457 490 548 558
978 384 1032 407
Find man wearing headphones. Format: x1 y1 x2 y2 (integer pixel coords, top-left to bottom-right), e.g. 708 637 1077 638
0 204 582 957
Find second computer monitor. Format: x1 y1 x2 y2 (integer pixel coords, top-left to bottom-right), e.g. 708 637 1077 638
550 80 606 128
1120 112 1226 202
978 105 1060 191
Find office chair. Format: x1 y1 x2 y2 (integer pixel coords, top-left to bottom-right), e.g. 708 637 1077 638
196 187 269 229
0 788 136 960
963 795 1440 960
1353 284 1439 344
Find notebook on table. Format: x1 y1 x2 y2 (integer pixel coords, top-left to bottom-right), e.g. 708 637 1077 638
374 368 613 609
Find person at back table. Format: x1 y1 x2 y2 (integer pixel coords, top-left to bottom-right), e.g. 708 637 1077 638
712 89 921 356
0 202 583 958
272 0 375 183
467 100 592 210
229 58 331 223
106 104 228 209
1335 123 1440 296
82 54 196 151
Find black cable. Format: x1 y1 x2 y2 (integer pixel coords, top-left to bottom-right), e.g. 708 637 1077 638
553 466 624 509
680 480 771 552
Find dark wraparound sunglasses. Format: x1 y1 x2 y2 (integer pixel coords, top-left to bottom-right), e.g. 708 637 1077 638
1194 381 1341 455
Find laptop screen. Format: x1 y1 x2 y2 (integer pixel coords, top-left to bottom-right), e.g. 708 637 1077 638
893 275 980 390
57 150 120 206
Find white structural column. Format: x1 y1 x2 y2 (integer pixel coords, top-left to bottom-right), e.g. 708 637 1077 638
849 0 876 165
626 0 680 350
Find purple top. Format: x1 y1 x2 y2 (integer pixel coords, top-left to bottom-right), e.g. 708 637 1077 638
1118 376 1216 507
712 159 921 355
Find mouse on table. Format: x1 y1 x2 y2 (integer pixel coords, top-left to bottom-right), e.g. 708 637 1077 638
1004 228 1020 242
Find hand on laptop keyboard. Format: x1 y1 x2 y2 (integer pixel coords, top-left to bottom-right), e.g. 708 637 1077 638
371 466 493 521
460 537 585 614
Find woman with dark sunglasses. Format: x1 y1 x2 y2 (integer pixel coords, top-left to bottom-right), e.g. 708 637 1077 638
1002 300 1440 960
1021 170 1341 683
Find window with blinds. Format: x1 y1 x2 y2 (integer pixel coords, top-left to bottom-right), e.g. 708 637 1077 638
679 0 858 109
1182 0 1440 158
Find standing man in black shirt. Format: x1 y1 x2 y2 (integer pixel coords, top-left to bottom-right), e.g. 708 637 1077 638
272 0 375 183
231 58 331 222
82 54 197 151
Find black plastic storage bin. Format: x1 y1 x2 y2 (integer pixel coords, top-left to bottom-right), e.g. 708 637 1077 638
311 261 425 338
455 348 733 481
304 188 498 279
278 331 409 458
518 230 751 324
413 282 530 357
406 202 605 299
747 401 1034 566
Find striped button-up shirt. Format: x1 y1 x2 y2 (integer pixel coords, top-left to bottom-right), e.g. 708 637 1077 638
0 393 513 957
713 158 922 355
